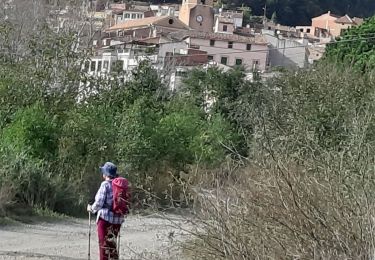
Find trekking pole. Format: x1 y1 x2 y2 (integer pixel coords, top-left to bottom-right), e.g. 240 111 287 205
117 229 121 256
88 211 91 260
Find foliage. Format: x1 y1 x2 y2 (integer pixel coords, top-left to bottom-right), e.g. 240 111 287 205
271 11 277 23
242 0 375 26
0 16 242 214
183 66 256 157
1 104 59 160
185 64 375 259
325 16 375 72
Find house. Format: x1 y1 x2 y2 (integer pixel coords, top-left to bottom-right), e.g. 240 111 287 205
214 16 235 34
170 30 269 71
263 21 299 38
334 15 364 36
296 11 364 39
214 9 244 33
111 4 155 25
150 4 180 17
218 9 243 28
311 11 340 37
86 42 159 77
263 33 308 69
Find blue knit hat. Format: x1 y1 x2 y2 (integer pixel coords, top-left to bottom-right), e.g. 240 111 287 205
99 162 117 177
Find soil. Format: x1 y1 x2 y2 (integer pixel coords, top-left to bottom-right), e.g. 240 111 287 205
0 213 190 260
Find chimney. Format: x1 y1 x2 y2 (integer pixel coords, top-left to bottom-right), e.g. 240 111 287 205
168 7 175 16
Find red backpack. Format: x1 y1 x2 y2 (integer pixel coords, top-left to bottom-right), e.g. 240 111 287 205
112 177 130 216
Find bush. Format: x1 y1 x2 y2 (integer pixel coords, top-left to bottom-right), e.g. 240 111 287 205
184 64 375 259
1 103 59 160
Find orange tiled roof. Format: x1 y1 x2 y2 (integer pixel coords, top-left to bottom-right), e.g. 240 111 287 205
353 17 364 25
170 30 267 44
107 16 168 31
335 14 354 24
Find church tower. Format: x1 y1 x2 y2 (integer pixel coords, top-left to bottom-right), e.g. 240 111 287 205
179 0 215 32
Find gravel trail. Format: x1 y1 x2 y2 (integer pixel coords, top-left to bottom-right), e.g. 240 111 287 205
0 214 190 260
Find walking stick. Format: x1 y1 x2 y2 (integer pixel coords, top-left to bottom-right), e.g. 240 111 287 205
88 211 91 260
117 228 121 256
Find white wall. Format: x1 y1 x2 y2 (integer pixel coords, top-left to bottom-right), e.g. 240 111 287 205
263 33 308 68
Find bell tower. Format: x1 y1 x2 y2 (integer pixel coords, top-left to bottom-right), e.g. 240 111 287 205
179 0 214 32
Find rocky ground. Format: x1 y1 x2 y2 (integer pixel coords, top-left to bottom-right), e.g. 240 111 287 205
0 213 191 260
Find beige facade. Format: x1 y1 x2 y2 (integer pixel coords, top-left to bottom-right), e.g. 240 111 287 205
310 12 364 38
179 0 214 32
312 12 339 35
214 17 235 33
186 36 268 71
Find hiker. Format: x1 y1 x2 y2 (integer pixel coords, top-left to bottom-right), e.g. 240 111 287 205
87 162 129 260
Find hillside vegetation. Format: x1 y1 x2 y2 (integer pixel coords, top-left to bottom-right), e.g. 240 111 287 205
2 2 375 258
244 0 375 26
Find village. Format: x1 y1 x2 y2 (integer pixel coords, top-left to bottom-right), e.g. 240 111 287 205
49 0 365 88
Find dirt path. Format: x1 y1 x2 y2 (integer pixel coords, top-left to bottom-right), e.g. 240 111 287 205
0 213 190 260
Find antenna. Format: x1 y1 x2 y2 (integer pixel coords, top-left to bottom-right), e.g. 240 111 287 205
262 3 267 25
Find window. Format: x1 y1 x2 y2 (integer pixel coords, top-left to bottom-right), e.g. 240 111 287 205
210 39 215 46
252 60 260 68
97 61 102 71
118 31 124 36
208 55 214 61
103 61 109 69
235 58 242 65
300 28 304 32
246 44 252 51
221 56 228 65
228 41 233 49
125 13 130 19
90 61 96 72
104 39 110 46
137 14 142 19
131 13 136 19
223 25 228 32
84 61 90 72
112 60 124 73
306 28 311 33
176 70 188 77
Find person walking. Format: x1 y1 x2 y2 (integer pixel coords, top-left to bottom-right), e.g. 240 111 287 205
87 162 126 260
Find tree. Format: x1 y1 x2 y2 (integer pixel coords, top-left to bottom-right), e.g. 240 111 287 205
1 103 59 160
214 0 375 26
324 16 375 72
238 4 252 26
271 11 278 23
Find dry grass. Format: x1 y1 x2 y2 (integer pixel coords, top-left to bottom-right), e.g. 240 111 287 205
180 156 375 259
